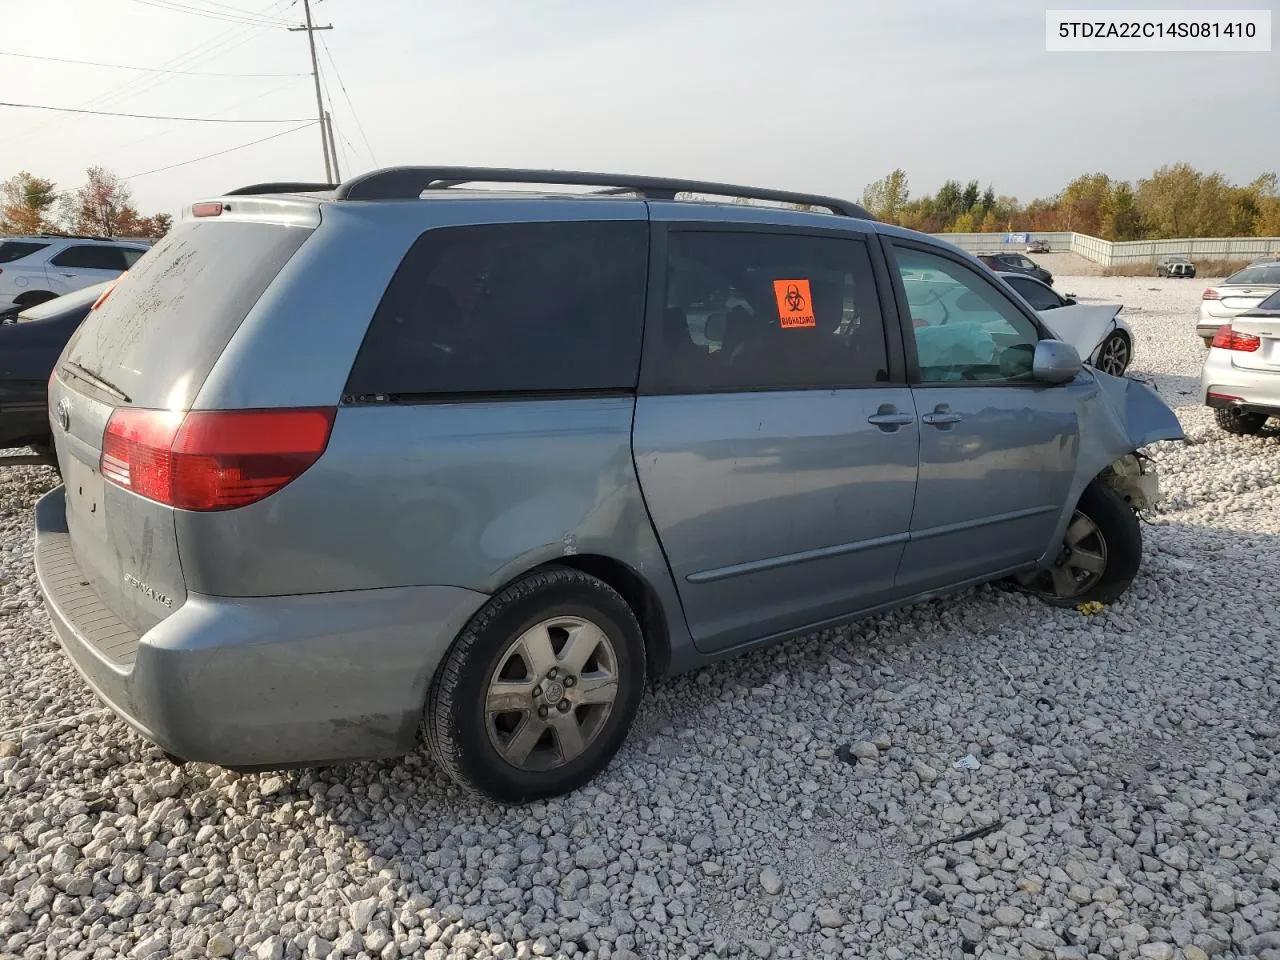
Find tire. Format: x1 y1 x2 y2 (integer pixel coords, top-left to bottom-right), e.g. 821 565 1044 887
1214 406 1268 436
425 566 646 802
1017 480 1141 607
15 291 57 309
1095 331 1131 377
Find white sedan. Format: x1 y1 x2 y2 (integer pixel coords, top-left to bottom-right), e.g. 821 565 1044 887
998 273 1133 377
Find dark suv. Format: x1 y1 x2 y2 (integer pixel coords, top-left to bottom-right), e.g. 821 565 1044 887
979 252 1054 286
36 167 1180 801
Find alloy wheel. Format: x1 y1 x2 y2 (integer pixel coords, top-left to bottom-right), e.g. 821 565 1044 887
484 616 619 771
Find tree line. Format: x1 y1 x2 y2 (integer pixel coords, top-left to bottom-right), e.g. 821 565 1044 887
861 164 1280 240
1 167 172 239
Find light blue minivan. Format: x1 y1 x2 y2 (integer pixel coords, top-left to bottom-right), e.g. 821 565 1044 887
35 167 1182 801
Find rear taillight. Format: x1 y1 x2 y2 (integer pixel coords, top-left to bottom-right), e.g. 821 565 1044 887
1202 289 1221 300
1210 324 1260 352
92 274 124 311
100 407 336 511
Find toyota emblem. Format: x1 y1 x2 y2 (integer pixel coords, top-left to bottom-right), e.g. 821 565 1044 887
55 397 71 432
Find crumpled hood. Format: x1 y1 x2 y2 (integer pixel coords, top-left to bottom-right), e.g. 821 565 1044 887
1092 368 1186 447
1038 303 1122 358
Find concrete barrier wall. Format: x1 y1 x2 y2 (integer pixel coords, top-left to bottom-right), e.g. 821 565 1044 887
930 231 1280 266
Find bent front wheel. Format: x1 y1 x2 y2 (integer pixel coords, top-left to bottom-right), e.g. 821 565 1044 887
1017 480 1141 607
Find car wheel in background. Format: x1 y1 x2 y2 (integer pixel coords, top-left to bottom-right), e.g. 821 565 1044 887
425 566 646 802
1016 480 1141 607
1095 332 1131 377
1213 407 1268 436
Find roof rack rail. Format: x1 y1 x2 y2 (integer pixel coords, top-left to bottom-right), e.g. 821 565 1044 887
34 232 121 242
224 181 338 196
333 166 872 219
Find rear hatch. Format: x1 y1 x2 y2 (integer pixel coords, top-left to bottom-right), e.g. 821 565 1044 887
51 207 317 636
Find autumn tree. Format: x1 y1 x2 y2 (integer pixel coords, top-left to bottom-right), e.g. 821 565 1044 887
0 172 59 234
1099 182 1144 241
861 168 909 223
56 166 171 238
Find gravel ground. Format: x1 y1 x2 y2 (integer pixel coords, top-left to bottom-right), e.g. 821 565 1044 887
2 277 1279 960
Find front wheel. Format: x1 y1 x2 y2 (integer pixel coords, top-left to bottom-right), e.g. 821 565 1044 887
1095 332 1131 377
1214 406 1268 436
1017 481 1141 607
425 566 646 802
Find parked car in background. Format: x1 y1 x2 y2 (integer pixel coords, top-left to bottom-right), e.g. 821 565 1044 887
1157 255 1195 278
1198 262 1280 345
1026 240 1051 254
35 167 1182 803
978 252 1054 286
998 274 1133 377
1202 288 1280 435
0 281 112 460
0 235 149 317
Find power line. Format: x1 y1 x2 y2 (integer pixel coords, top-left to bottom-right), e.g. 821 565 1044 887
126 121 318 179
0 49 307 77
5 0 298 147
123 0 293 27
94 76 306 158
319 35 377 165
0 99 312 122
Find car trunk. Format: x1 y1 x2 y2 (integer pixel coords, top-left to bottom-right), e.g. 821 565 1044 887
1230 313 1280 373
1219 285 1280 312
50 211 316 640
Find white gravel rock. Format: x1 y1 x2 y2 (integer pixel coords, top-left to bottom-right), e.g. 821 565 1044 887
2 277 1280 958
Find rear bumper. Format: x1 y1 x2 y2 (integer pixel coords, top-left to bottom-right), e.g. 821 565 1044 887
1201 348 1280 416
35 486 489 768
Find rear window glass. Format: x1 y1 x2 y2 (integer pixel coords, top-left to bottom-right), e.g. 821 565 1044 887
1226 265 1280 286
345 220 648 398
0 241 48 263
63 220 313 408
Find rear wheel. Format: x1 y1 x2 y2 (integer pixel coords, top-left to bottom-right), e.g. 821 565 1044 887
1214 406 1268 436
1096 331 1131 377
425 566 646 802
1017 481 1141 607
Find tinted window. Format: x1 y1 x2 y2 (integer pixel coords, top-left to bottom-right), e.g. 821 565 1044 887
1226 265 1280 286
894 244 1040 383
655 231 887 392
1258 289 1280 310
120 247 147 267
0 241 48 263
51 245 127 270
346 221 648 397
64 220 313 408
1005 276 1062 310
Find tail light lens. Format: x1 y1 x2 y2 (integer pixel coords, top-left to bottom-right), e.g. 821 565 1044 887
1202 289 1221 300
101 407 336 511
1210 324 1261 352
92 274 125 311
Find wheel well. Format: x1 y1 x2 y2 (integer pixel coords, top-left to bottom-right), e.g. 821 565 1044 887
545 554 671 679
14 290 55 308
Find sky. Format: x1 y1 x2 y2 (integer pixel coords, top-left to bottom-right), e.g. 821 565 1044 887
1 0 1277 219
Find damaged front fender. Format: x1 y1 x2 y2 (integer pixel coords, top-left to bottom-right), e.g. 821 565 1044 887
1039 370 1184 566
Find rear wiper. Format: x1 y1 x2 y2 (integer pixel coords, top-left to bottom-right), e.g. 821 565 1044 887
63 361 132 404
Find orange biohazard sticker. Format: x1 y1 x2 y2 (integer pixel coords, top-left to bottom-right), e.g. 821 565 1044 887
772 279 816 329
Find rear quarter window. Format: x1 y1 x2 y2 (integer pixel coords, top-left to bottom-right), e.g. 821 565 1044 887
0 241 49 263
63 219 313 408
345 220 649 398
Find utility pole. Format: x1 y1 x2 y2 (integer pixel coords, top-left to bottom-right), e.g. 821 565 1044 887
289 0 334 182
325 110 341 182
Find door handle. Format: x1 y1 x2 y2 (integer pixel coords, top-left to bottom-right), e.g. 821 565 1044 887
867 406 915 431
922 405 963 428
